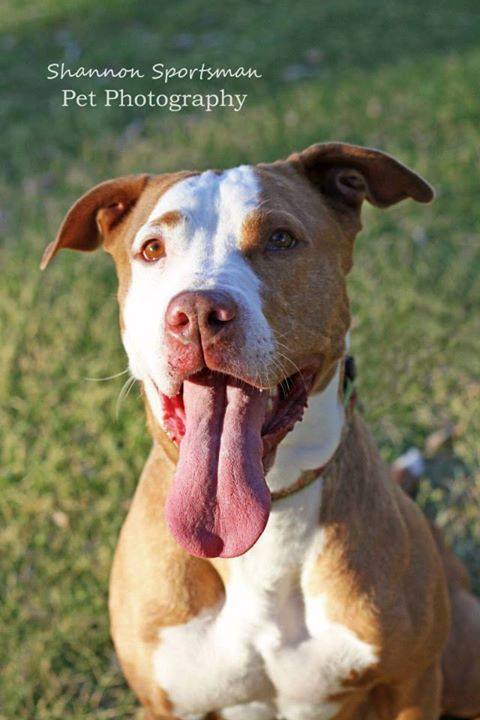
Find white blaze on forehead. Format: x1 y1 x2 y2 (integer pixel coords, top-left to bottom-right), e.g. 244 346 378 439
122 165 275 404
146 166 260 247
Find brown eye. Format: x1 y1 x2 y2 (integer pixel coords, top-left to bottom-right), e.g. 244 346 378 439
140 238 165 262
266 230 297 251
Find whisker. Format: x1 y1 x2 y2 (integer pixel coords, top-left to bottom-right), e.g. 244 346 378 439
272 329 290 341
273 338 294 352
270 355 292 392
115 375 137 419
275 350 308 394
85 368 129 382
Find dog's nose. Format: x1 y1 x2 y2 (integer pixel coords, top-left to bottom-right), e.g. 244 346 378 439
166 290 237 344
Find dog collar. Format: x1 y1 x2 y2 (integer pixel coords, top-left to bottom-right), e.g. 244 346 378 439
270 466 324 502
270 356 356 503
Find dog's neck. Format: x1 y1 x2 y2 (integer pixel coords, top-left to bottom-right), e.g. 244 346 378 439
266 362 345 496
208 362 346 585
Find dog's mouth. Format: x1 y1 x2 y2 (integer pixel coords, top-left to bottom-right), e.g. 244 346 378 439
157 368 317 559
160 369 314 450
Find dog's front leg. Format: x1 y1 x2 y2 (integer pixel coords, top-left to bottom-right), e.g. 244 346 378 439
367 663 443 720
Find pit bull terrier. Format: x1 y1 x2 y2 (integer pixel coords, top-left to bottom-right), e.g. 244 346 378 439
42 143 480 719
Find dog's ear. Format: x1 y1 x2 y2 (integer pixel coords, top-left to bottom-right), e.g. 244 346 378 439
40 174 150 270
288 142 434 209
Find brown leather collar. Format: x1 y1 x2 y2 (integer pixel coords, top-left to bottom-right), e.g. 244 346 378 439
271 355 356 503
271 466 324 502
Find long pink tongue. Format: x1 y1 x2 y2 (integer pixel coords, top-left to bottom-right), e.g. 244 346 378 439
165 373 271 558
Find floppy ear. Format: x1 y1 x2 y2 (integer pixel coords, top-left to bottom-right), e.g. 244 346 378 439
288 142 434 209
40 174 150 270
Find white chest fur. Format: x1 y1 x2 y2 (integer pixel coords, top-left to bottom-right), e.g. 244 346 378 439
151 368 377 720
266 364 345 495
152 483 376 720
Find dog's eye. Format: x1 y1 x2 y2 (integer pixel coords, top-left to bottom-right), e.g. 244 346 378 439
266 230 297 251
140 238 165 262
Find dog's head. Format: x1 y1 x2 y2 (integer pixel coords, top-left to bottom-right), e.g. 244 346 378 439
43 143 433 559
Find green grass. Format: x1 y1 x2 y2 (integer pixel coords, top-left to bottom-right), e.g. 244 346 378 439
1 1 480 717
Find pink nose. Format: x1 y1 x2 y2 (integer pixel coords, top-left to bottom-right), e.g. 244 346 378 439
165 290 237 345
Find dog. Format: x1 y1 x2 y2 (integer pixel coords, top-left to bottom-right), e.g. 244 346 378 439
42 143 480 719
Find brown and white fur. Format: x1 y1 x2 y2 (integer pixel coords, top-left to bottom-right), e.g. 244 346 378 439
42 143 480 719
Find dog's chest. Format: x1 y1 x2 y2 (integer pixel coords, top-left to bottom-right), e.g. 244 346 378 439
152 483 377 720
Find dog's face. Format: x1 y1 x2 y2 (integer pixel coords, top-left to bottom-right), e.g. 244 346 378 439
43 143 433 559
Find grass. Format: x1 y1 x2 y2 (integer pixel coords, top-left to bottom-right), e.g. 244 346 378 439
1 1 479 717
